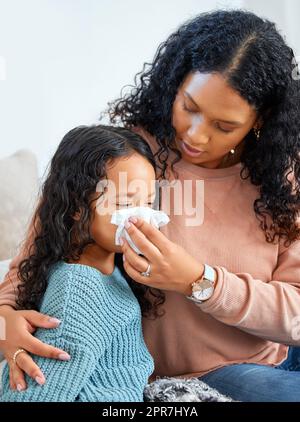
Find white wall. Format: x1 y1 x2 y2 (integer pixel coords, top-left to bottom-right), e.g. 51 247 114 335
244 0 300 56
0 0 298 175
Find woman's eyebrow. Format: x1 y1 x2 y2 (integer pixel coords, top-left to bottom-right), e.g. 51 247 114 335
184 91 244 126
184 91 200 108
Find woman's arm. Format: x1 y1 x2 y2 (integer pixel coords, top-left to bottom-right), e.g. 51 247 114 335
0 216 69 390
0 230 33 308
1 270 113 402
198 239 300 345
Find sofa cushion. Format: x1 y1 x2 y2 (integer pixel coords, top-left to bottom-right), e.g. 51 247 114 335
0 260 11 283
0 150 38 260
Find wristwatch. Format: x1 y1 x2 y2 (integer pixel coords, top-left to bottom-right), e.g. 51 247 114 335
186 264 216 304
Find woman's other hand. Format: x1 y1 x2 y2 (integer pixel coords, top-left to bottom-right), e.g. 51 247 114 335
0 305 70 391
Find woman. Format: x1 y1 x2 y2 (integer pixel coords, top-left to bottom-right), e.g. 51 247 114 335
1 10 300 401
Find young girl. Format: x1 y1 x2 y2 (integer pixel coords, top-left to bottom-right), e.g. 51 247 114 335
0 125 163 402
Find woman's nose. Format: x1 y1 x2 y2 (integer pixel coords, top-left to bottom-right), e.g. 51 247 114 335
187 123 210 145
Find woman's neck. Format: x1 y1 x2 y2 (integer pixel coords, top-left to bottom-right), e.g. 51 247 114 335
214 139 245 169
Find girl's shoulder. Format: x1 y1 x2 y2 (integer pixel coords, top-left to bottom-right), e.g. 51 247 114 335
45 262 138 310
40 262 134 325
47 261 125 295
37 262 129 348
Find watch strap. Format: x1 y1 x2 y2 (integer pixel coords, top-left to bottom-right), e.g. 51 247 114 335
187 264 215 304
203 264 215 283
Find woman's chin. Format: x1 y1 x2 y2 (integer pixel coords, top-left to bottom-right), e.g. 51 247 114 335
181 152 221 169
180 150 206 165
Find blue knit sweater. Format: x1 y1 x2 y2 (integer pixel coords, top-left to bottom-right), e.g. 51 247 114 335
1 262 154 402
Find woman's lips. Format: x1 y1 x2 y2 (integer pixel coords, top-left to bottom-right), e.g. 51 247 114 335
181 140 205 157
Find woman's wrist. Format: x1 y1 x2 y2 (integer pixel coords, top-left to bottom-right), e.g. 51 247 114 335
181 263 205 296
0 305 14 347
0 304 15 317
182 264 218 298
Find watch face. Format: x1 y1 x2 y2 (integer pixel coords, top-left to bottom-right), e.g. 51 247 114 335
193 286 214 301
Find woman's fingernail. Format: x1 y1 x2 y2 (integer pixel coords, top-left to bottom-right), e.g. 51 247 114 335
129 216 137 224
58 353 71 361
17 384 24 392
119 237 124 246
124 220 131 229
123 254 125 262
35 376 45 386
48 317 61 325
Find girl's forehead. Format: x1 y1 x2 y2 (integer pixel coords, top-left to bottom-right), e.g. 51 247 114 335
106 155 155 179
100 155 156 199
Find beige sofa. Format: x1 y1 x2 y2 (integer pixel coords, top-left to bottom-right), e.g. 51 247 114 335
0 150 39 260
0 260 8 382
0 149 39 369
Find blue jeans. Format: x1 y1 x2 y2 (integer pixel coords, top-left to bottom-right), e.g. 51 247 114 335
199 347 300 402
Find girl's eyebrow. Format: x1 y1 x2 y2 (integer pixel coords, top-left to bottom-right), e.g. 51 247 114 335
116 192 136 198
184 91 244 126
116 192 156 199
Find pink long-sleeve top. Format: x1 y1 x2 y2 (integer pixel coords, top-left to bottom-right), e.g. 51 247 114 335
1 128 300 378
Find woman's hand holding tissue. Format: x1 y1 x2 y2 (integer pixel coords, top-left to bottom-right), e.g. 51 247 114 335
120 217 206 295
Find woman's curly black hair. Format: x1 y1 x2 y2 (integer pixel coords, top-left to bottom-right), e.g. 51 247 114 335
108 9 300 246
16 125 165 316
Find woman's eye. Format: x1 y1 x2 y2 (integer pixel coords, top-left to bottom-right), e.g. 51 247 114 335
182 102 196 113
216 124 233 134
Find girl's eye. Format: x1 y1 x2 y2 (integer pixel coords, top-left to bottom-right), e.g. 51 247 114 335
116 203 155 208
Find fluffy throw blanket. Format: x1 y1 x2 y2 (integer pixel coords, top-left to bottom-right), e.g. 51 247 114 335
144 377 235 402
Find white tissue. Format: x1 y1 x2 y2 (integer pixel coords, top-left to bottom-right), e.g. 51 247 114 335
111 206 170 254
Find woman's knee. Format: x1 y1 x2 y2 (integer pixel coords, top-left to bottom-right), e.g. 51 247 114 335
200 363 300 402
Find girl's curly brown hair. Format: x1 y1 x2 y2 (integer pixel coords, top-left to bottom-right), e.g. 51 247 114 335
16 125 165 317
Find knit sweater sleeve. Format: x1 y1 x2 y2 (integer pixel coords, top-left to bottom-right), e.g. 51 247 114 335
198 238 300 346
1 268 114 402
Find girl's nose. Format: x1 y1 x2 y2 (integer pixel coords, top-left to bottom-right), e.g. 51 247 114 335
133 197 142 208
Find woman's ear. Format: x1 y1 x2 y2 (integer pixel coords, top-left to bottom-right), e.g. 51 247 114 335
254 116 264 130
73 209 82 221
255 107 273 130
